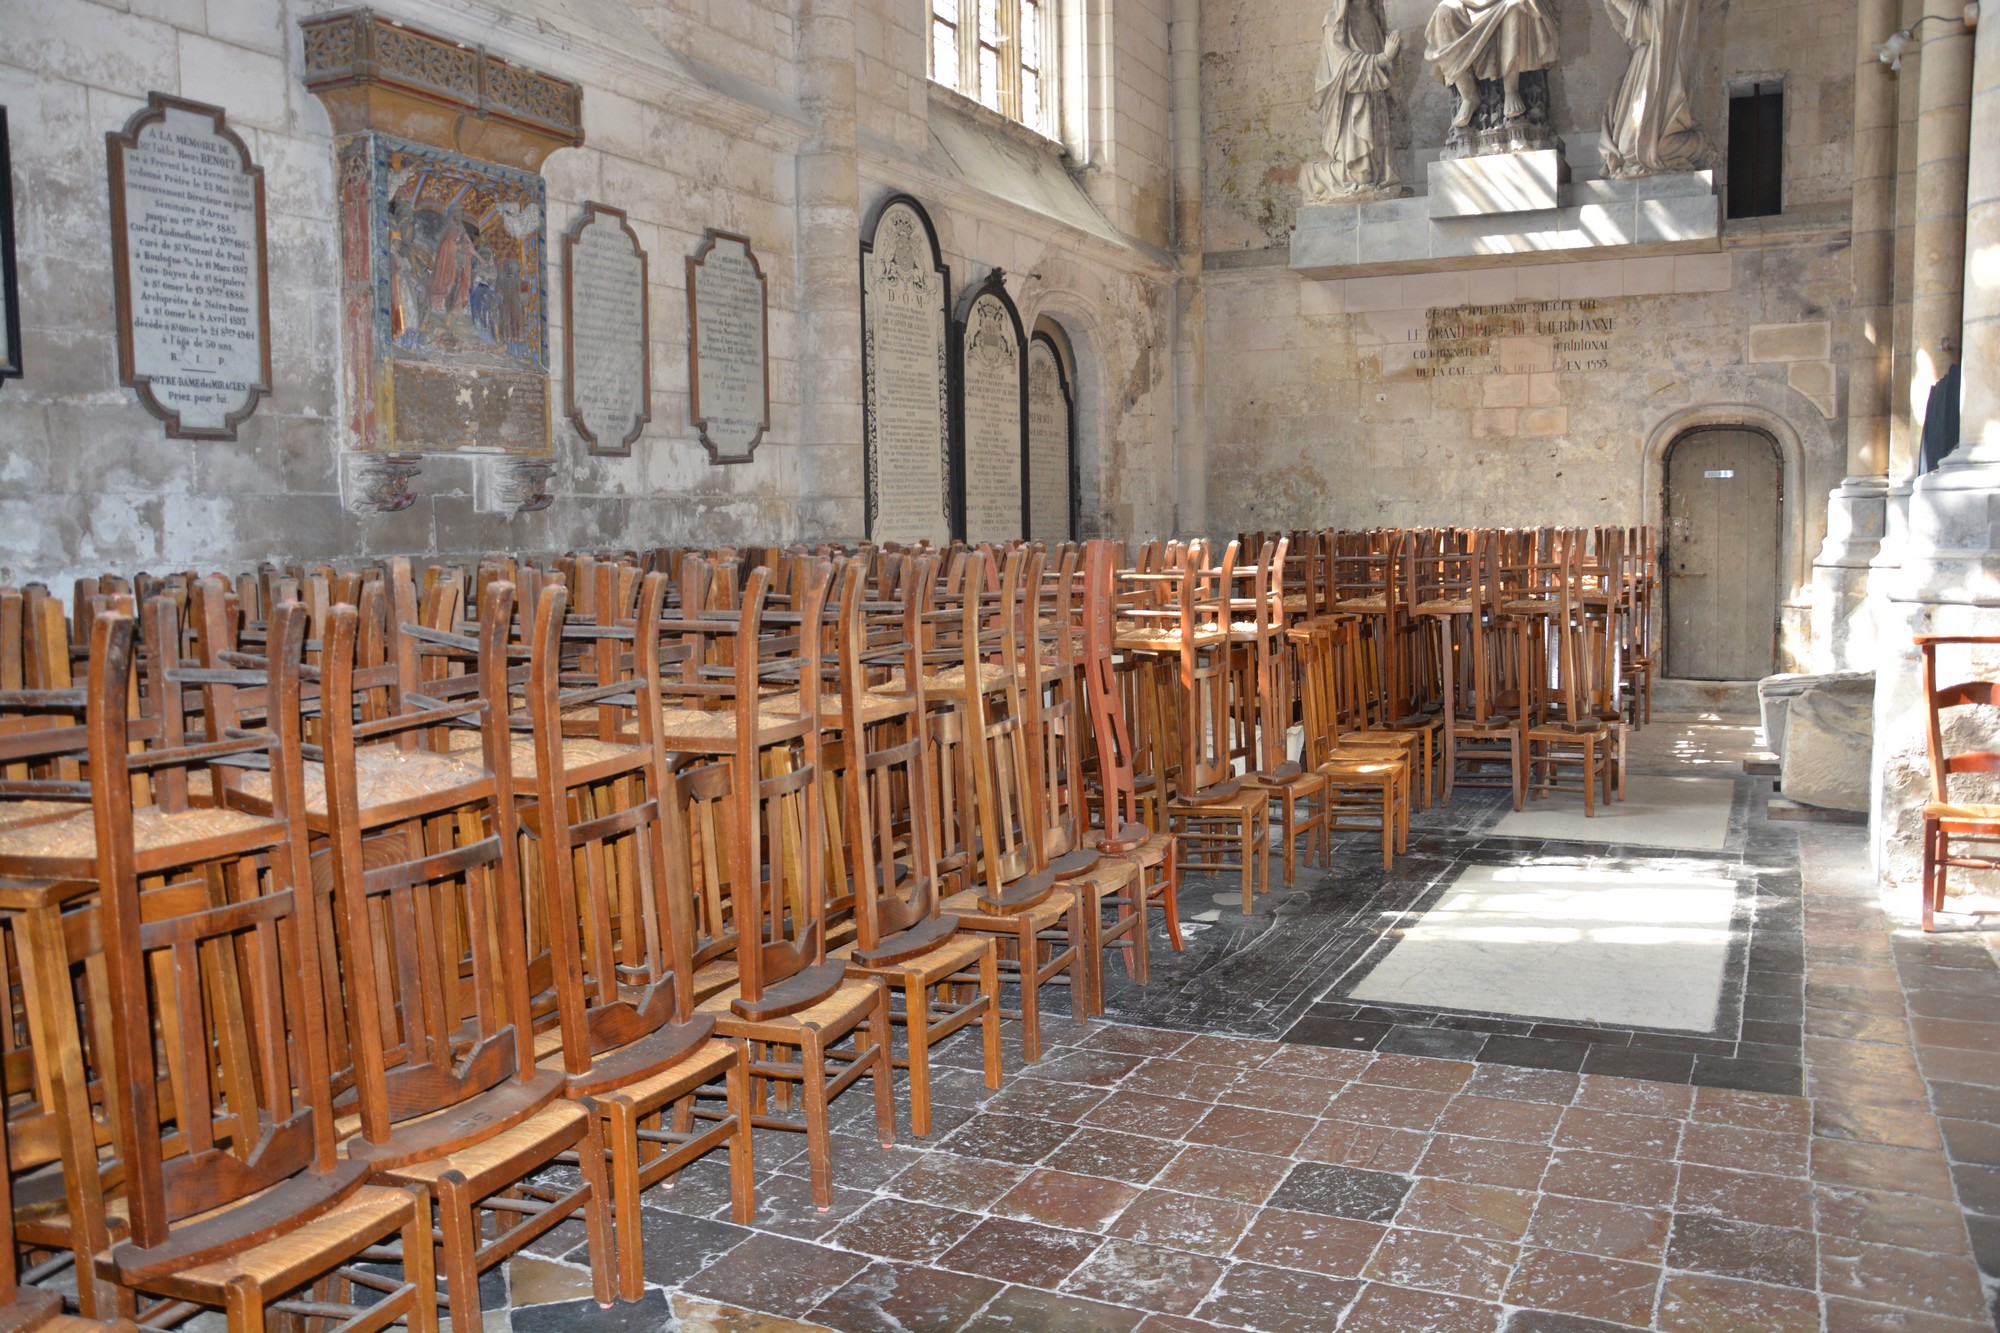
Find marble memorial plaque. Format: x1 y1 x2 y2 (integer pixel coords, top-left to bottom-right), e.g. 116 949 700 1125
563 202 650 456
107 94 270 438
687 230 769 463
956 280 1025 545
0 108 19 387
862 197 951 545
1026 335 1072 542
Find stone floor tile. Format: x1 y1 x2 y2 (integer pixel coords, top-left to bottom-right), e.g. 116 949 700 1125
1325 1081 1452 1131
1338 1281 1504 1332
1149 1146 1292 1205
935 1216 1103 1289
1131 1316 1241 1333
1939 1115 2000 1166
1664 1215 1818 1290
1360 1051 1477 1094
991 1168 1141 1233
881 1153 1027 1211
1060 1237 1225 1316
1051 1128 1184 1186
1182 1102 1317 1156
1017 1048 1147 1088
805 1262 1001 1333
1678 1121 1810 1177
680 1233 873 1319
1541 1150 1680 1208
1192 1261 1363 1333
1654 1273 1821 1333
1229 1206 1386 1276
737 1173 874 1240
1267 1161 1412 1222
1816 1234 1989 1319
1120 1059 1241 1104
636 1209 752 1287
1573 1073 1696 1118
935 1112 1076 1167
1436 1093 1565 1144
1555 1107 1682 1160
1821 1297 1996 1331
1672 1162 1814 1230
968 1284 1144 1331
1083 1090 1211 1138
1082 1025 1192 1059
1174 1034 1283 1069
1502 1313 1642 1333
1220 1068 1343 1118
1361 1225 1515 1300
1502 1248 1662 1328
1523 1194 1670 1263
978 1077 1110 1123
1812 1183 1976 1251
1105 1189 1258 1255
1393 1178 1538 1242
1578 1045 1697 1085
511 1293 674 1333
1689 1086 1812 1134
1951 1161 2000 1212
1810 1138 1958 1200
825 1199 984 1264
1260 1044 1373 1081
1913 1045 2000 1090
1294 1117 1432 1173
1462 1064 1581 1105
1814 1097 1946 1151
1416 1133 1552 1191
1283 1014 1394 1052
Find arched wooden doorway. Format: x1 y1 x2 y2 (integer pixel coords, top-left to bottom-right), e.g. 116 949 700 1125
1662 425 1784 679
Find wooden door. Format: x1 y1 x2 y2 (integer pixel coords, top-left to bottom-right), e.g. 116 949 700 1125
1664 427 1782 679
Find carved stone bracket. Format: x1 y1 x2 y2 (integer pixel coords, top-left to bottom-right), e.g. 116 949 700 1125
302 9 584 170
345 452 422 513
475 457 556 513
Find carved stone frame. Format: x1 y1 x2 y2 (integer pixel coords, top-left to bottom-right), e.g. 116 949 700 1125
859 192 952 543
0 108 20 388
561 201 651 457
950 269 1029 543
686 229 771 464
106 93 272 440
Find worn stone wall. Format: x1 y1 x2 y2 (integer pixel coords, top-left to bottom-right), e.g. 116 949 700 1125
0 0 1180 592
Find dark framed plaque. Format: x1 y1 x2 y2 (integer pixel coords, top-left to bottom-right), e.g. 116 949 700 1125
1027 329 1076 542
951 270 1028 545
860 193 951 545
687 230 770 463
107 93 271 439
563 201 651 457
0 108 20 388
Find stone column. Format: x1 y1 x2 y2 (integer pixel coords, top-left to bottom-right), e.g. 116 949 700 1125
1873 3 1992 886
1811 0 1905 667
1170 0 1207 538
793 0 864 540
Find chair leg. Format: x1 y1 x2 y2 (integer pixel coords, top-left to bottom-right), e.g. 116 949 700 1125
726 1052 756 1223
1016 920 1044 1063
979 943 1004 1089
435 1176 481 1333
801 1034 835 1208
1922 821 1938 932
607 1103 646 1302
578 1115 616 1306
1162 838 1184 950
222 1275 265 1333
904 973 934 1138
401 1186 440 1333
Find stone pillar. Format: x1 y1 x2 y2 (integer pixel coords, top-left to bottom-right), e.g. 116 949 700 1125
1811 0 1905 668
1170 0 1207 538
793 0 864 540
1873 3 1991 886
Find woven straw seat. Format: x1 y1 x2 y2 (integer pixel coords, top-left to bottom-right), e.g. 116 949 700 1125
1333 594 1387 614
0 802 276 869
445 729 640 779
0 799 85 833
763 689 909 725
1925 800 2000 825
143 1183 419 1301
235 745 488 818
656 703 801 747
1414 597 1475 615
870 661 1010 694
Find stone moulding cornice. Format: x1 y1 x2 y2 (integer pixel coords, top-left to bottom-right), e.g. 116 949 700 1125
304 0 808 159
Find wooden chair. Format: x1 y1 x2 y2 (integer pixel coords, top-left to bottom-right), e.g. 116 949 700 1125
1294 615 1410 869
78 604 438 1333
663 560 897 1207
1521 540 1620 814
1234 539 1334 886
521 576 753 1300
1917 633 2000 930
317 582 614 1328
812 558 1002 1136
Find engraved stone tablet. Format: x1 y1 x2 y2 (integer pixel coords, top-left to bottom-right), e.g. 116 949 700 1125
563 202 650 456
0 108 20 388
862 197 951 545
687 230 769 463
107 94 270 438
955 276 1026 545
1026 334 1074 543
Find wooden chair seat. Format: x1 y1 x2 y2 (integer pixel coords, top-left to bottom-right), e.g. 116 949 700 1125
0 799 85 833
656 703 805 749
696 971 884 1034
870 661 1011 694
764 687 912 725
940 883 1076 934
444 728 641 781
233 744 486 820
833 930 1001 1136
939 882 1085 1062
137 1183 426 1314
1333 594 1387 614
1093 824 1172 868
1925 800 2000 827
0 802 278 878
1414 597 1475 616
835 927 987 987
379 1097 592 1191
589 1035 744 1114
1067 856 1147 1013
1113 624 1226 652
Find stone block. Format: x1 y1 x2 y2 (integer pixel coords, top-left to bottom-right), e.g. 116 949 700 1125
1674 252 1733 292
1780 676 1876 813
1621 256 1678 295
1358 218 1430 264
1637 194 1718 244
1636 170 1716 199
1300 281 1345 318
1787 360 1838 418
1750 321 1833 363
1472 408 1518 438
1427 149 1568 217
1289 205 1360 273
1344 275 1409 313
1518 406 1569 436
1483 374 1531 407
1527 372 1562 405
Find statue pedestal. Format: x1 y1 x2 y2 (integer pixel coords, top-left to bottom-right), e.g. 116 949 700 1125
1427 149 1569 217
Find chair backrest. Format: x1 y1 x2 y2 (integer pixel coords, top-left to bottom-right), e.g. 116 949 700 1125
1919 634 2000 804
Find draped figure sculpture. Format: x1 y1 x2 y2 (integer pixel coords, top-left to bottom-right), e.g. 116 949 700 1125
1598 0 1713 176
1423 0 1559 128
1299 0 1407 202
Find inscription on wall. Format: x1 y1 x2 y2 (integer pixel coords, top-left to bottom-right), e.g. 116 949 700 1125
1026 337 1072 543
862 198 951 545
107 94 271 439
687 230 769 463
563 202 650 457
959 288 1025 545
1410 299 1619 379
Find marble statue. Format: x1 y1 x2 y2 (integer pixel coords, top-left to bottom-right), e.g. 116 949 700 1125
1299 0 1406 202
1423 0 1559 128
1598 0 1714 176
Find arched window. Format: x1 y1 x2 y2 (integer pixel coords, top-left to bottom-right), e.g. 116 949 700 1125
930 0 1054 137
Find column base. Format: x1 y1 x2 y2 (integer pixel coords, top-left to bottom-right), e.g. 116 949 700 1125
1809 475 1890 671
